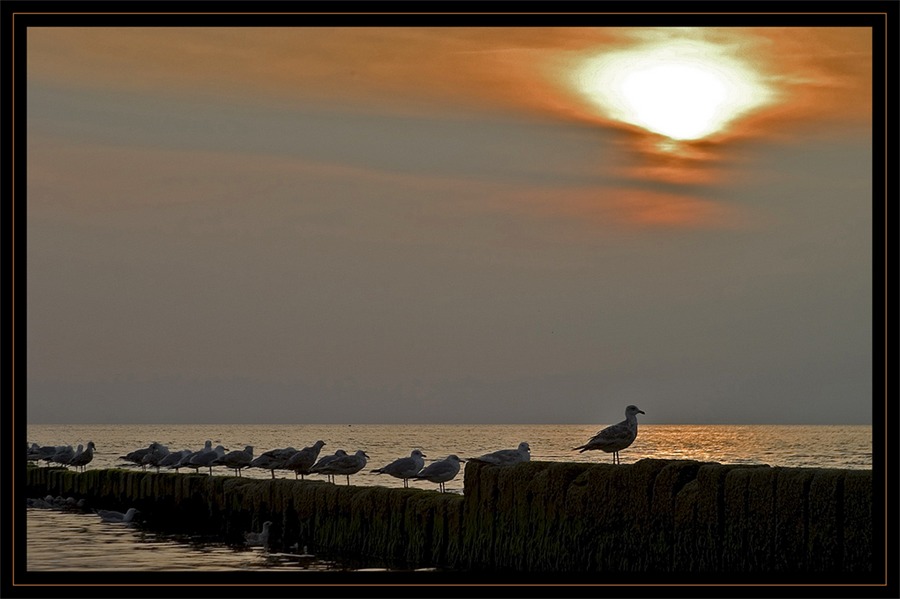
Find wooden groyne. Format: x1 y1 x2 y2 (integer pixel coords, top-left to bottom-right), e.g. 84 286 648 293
25 459 873 576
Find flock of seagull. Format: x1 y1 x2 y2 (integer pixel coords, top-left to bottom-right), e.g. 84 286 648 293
29 407 646 553
27 493 141 525
26 439 526 492
27 441 97 472
27 406 646 492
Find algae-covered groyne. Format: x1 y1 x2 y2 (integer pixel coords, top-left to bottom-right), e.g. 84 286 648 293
25 459 872 575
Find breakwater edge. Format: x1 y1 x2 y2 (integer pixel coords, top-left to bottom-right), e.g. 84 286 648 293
24 458 874 580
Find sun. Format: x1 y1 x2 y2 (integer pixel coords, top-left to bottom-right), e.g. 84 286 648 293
575 40 775 141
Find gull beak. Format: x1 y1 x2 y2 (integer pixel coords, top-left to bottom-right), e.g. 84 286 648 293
639 410 646 414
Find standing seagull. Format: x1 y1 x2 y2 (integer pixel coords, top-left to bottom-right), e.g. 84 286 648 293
50 445 76 468
470 442 531 465
69 441 96 473
414 454 465 493
141 442 170 473
308 449 348 484
212 445 254 477
188 444 228 475
311 450 368 485
119 443 157 469
250 447 297 479
371 449 427 488
176 440 212 471
284 440 326 480
33 445 63 466
159 449 193 471
573 404 645 464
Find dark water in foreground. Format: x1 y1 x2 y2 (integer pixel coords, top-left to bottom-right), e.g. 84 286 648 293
24 423 872 571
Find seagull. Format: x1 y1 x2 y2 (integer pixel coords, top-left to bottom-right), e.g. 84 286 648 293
249 447 298 479
573 404 645 464
244 521 273 548
26 442 42 462
188 444 228 475
176 440 212 471
119 443 158 469
470 442 531 466
141 442 170 473
308 449 348 484
211 445 254 477
371 449 427 488
310 450 368 485
284 440 326 480
96 507 140 524
31 444 62 466
50 445 76 468
159 449 193 471
68 441 96 472
414 454 465 493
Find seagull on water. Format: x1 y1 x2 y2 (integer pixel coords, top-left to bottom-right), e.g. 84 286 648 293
414 454 465 493
284 440 326 480
371 449 427 488
244 521 273 548
573 404 645 464
311 449 368 485
96 507 140 524
470 442 531 466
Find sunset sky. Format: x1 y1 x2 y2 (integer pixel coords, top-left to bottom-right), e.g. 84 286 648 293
25 25 875 424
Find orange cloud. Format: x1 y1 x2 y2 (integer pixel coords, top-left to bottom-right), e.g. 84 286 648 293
608 189 741 229
27 27 871 129
492 184 749 232
26 26 870 228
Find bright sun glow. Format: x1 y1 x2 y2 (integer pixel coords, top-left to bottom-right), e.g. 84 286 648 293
576 41 775 140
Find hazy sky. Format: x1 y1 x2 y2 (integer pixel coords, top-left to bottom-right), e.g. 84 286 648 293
25 26 874 425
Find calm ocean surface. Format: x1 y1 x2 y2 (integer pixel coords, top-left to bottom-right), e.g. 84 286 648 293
24 423 872 572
